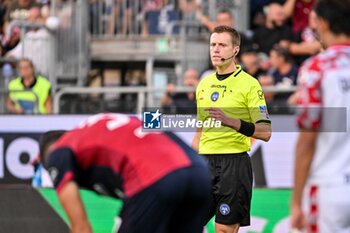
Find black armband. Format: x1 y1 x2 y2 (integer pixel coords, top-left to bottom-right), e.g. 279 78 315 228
238 119 255 137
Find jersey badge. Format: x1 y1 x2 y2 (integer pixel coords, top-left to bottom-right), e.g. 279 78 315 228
219 203 230 215
211 92 219 102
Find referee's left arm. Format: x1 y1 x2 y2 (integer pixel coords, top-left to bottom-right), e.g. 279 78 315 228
206 78 271 141
250 122 271 142
205 108 271 141
245 79 272 142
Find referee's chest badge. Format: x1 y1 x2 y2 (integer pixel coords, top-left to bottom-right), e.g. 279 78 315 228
219 203 230 215
211 92 219 102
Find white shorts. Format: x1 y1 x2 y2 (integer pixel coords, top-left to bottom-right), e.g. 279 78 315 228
303 184 350 233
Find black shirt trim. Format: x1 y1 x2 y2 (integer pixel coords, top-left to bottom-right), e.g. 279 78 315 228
256 119 271 124
216 71 234 81
21 77 37 89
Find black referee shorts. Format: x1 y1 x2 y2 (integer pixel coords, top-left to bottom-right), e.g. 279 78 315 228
202 152 253 226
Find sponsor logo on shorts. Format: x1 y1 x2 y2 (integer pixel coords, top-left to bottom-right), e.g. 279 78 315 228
219 203 230 215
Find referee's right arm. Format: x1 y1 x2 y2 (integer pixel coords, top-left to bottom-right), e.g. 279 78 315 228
192 81 204 151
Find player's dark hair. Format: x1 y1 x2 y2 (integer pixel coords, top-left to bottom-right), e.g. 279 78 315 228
314 0 350 36
213 25 241 46
39 130 66 164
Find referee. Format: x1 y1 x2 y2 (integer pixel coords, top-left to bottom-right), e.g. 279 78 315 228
192 26 272 233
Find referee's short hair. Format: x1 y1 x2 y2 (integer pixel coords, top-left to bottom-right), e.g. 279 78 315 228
39 130 66 165
314 0 350 36
212 25 241 47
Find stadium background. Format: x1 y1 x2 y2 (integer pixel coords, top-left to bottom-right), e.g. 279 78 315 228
0 0 302 232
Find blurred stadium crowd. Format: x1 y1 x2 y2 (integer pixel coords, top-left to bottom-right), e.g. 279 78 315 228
0 0 319 114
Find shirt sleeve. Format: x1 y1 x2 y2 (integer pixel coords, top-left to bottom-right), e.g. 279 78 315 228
47 147 79 193
247 80 271 124
296 61 322 130
196 83 205 122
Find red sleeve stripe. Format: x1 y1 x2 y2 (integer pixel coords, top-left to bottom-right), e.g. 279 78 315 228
56 171 74 194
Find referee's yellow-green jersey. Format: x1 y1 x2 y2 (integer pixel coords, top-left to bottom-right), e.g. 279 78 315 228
196 65 271 154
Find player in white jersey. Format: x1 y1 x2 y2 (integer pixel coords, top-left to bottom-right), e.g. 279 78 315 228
291 0 350 232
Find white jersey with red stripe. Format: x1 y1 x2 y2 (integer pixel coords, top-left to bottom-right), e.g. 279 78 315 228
297 44 350 186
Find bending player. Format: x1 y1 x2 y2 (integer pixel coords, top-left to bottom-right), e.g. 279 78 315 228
39 113 211 233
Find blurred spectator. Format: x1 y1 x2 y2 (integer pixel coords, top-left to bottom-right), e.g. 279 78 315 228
1 0 39 55
280 10 322 63
0 0 9 33
119 69 146 112
239 44 265 78
161 68 199 114
179 0 199 22
250 0 275 29
4 0 38 23
6 58 52 114
269 45 298 87
141 0 166 36
282 0 316 36
1 62 14 87
90 0 127 35
199 8 251 62
179 0 201 35
5 6 51 76
265 45 298 105
200 8 250 45
252 2 293 55
122 0 143 35
199 8 234 32
89 0 100 34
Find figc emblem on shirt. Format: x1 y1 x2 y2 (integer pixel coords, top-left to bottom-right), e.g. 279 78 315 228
219 203 230 215
211 92 219 102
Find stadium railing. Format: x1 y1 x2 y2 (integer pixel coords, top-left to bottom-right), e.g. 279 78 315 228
53 85 298 114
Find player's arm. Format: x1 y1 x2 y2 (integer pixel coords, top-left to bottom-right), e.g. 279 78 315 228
288 41 322 56
191 127 202 151
251 122 271 141
6 96 23 114
291 130 317 230
58 181 93 233
291 61 321 230
217 113 271 142
45 93 53 114
282 0 296 18
46 148 91 232
192 85 204 151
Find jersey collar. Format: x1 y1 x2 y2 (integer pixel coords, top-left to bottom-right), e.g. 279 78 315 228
215 65 242 81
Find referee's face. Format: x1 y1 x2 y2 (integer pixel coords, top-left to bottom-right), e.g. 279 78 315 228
210 32 235 67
